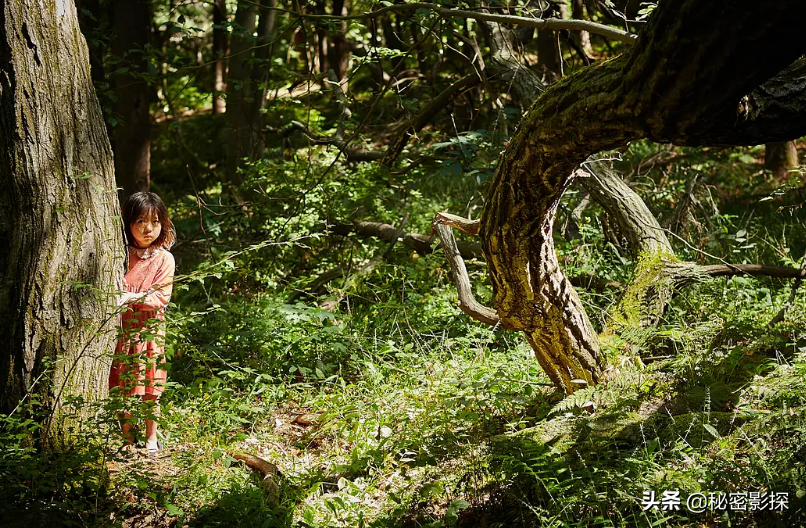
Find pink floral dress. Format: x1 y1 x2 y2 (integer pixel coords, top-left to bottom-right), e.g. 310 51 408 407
109 246 175 397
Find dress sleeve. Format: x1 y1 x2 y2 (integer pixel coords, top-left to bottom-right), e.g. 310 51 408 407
134 251 176 311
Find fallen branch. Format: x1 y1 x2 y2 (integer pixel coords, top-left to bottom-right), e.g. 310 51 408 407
702 264 806 279
231 452 281 506
287 268 345 303
331 220 483 258
319 216 409 311
285 120 384 162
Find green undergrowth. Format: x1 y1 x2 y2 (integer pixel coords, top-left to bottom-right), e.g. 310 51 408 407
7 269 805 527
4 143 806 528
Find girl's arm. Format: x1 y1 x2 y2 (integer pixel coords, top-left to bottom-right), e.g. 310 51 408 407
127 252 176 311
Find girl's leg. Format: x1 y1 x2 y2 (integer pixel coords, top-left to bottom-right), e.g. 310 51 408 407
143 394 160 449
119 412 134 445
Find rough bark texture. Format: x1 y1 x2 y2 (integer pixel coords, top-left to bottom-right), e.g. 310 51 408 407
111 0 151 196
582 161 671 256
0 0 123 442
480 0 806 393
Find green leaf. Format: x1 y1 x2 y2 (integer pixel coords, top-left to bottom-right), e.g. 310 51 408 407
703 423 720 438
448 499 469 511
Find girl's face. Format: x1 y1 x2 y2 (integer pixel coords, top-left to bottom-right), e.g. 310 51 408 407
131 210 162 248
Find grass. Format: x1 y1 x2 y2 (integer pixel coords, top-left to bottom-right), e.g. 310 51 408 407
4 147 806 527
6 269 797 528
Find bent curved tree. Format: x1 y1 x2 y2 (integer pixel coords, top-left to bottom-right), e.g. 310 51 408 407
480 0 806 393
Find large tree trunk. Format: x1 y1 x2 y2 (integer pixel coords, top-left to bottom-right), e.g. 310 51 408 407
111 0 151 196
480 0 806 393
212 0 227 115
0 0 123 444
483 17 679 330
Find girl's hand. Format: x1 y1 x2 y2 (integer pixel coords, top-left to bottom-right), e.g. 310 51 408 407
117 292 137 307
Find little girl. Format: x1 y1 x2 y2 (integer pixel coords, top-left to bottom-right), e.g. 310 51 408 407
109 192 176 455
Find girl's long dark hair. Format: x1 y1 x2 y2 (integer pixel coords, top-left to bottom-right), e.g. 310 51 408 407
121 192 176 250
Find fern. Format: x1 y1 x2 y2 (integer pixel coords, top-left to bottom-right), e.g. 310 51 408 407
549 387 598 416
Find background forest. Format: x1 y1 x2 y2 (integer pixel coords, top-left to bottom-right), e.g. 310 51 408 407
2 0 806 527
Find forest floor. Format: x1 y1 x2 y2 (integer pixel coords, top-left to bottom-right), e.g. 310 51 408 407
96 291 806 528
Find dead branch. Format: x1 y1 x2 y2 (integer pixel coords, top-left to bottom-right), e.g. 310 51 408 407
287 268 345 303
331 220 483 259
319 216 409 311
284 120 384 161
232 452 280 477
701 264 806 279
270 3 638 44
231 452 281 506
432 220 504 327
433 212 481 236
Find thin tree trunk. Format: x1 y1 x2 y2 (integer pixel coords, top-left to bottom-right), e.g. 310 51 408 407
765 141 798 180
224 0 258 186
0 0 123 445
111 0 151 196
571 0 593 56
326 0 348 79
212 0 227 114
246 0 277 159
536 1 565 78
581 161 679 328
481 18 544 111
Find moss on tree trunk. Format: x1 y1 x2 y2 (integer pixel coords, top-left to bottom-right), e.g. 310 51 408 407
0 0 123 446
480 0 806 393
